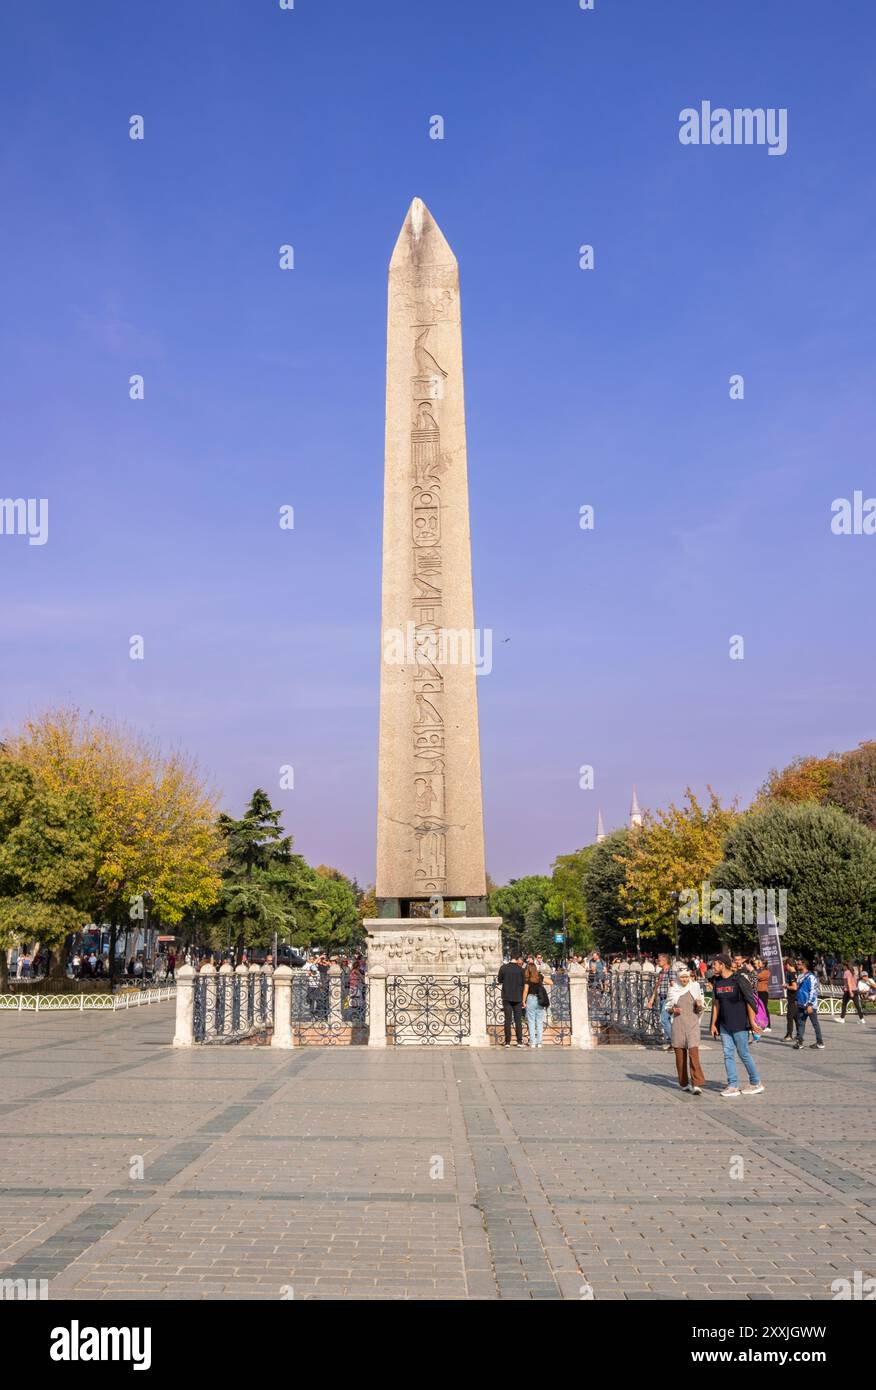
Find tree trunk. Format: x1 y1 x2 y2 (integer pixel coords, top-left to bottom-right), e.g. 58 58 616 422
108 922 118 987
0 950 8 992
47 941 69 983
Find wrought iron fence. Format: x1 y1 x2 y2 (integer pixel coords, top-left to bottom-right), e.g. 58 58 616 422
291 970 368 1045
386 974 469 1045
485 974 571 1045
596 971 713 1042
603 971 664 1041
192 970 273 1044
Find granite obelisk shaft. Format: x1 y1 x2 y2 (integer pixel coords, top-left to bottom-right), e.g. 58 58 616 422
375 198 487 912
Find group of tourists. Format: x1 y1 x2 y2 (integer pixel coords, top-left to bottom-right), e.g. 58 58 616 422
636 950 872 1100
300 953 366 1020
13 950 43 979
496 954 559 1047
70 949 106 978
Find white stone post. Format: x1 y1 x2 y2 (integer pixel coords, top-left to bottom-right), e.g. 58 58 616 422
271 965 294 1049
220 961 234 1036
569 962 595 1049
172 963 196 1047
249 963 262 1024
201 962 217 1041
368 965 387 1048
236 962 250 1031
467 963 488 1046
263 960 273 1026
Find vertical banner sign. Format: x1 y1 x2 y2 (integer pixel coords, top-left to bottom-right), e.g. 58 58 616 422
757 913 786 999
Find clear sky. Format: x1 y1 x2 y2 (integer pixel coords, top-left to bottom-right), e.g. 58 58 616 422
1 0 874 887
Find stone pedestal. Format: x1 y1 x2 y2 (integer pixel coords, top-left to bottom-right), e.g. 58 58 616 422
364 917 502 976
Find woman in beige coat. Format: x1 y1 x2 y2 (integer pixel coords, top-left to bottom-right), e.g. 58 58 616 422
667 966 705 1094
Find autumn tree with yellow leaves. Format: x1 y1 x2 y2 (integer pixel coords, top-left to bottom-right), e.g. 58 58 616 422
2 710 223 979
618 789 738 946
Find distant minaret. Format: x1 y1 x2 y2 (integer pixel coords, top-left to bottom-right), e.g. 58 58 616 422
630 786 643 829
596 809 606 843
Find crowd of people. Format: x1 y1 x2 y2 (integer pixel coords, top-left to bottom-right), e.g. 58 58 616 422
586 948 874 1099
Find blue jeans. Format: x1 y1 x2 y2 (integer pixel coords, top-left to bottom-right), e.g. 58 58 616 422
526 995 546 1046
796 1006 823 1045
719 1027 760 1087
660 1002 672 1043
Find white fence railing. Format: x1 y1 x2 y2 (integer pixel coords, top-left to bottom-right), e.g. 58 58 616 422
0 985 177 1013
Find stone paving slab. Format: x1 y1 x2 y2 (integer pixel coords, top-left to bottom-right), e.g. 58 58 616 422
0 1004 875 1299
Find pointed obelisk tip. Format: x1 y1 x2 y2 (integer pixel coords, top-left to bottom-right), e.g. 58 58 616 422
390 197 455 268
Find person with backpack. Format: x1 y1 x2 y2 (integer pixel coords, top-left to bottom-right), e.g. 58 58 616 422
794 959 825 1049
710 955 764 1097
523 963 549 1048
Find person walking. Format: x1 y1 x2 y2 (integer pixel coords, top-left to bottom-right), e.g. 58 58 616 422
838 961 865 1024
646 953 677 1052
667 965 706 1094
498 955 525 1047
755 958 772 1032
783 958 799 1041
710 955 764 1097
523 962 548 1049
794 959 824 1050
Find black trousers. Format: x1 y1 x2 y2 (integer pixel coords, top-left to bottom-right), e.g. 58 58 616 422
841 989 864 1019
503 1000 523 1044
784 998 798 1037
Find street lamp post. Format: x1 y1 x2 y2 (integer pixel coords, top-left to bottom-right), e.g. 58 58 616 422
669 890 681 961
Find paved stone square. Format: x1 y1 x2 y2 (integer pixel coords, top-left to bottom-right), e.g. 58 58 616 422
1 1005 875 1300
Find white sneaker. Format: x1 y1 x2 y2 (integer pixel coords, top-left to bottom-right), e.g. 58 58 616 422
763 1026 772 1032
720 1086 741 1098
742 1083 765 1096
835 1017 845 1023
859 1019 866 1025
691 1085 702 1095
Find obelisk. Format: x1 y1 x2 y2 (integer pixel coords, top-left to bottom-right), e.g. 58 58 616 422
366 198 501 978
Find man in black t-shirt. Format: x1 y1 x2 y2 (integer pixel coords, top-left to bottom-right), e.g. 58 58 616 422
710 955 764 1098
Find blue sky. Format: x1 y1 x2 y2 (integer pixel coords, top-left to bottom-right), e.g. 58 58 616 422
1 0 874 886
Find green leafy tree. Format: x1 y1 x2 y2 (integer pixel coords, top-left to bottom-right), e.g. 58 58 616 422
547 846 595 954
0 759 97 986
522 899 550 957
210 790 303 955
489 875 552 954
582 829 634 953
713 802 876 958
307 867 361 951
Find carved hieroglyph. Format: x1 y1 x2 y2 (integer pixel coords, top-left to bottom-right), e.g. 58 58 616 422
376 198 487 903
